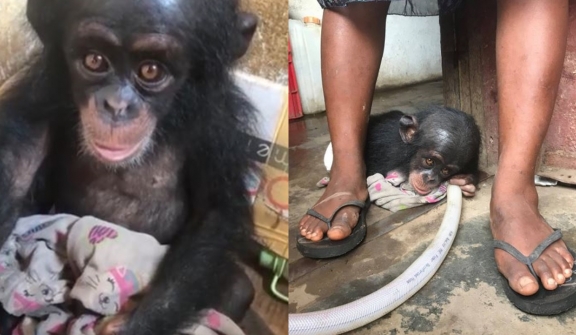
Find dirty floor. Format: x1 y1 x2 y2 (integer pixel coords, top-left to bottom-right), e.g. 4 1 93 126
241 266 288 335
288 80 576 334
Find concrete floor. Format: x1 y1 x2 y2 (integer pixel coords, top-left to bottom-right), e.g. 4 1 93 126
288 81 576 334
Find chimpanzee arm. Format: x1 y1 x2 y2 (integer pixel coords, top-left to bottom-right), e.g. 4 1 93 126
119 138 256 335
0 70 52 245
120 210 251 334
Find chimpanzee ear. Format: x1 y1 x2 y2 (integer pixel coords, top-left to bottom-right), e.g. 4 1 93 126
231 12 258 60
399 115 419 143
26 0 64 45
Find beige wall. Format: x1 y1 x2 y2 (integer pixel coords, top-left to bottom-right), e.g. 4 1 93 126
0 0 41 85
239 0 288 85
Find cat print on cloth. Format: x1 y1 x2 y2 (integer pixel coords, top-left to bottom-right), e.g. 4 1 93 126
0 237 17 274
0 241 69 317
71 266 142 315
1 215 245 335
67 219 163 315
88 225 118 245
5 270 68 316
367 172 449 212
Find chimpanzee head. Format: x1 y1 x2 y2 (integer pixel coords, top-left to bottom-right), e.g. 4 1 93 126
398 107 481 195
26 0 258 166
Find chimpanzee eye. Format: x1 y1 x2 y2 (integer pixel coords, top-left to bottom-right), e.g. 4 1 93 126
137 61 166 83
83 53 109 73
425 158 434 167
441 168 450 175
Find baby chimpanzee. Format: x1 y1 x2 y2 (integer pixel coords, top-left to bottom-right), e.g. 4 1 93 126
365 106 481 196
0 0 260 334
324 106 481 197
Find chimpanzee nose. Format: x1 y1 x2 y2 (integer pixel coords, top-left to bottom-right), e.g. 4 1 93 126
103 97 128 117
97 85 138 122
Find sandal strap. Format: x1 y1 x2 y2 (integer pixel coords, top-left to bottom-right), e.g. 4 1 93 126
494 229 563 278
306 200 367 228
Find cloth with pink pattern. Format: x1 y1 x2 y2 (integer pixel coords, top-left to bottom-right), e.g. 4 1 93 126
366 171 448 212
0 214 245 335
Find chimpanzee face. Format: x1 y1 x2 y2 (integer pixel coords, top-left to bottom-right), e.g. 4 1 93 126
407 149 461 195
61 0 193 166
398 109 480 195
25 0 257 167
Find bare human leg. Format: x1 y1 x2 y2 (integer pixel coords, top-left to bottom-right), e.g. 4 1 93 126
492 0 573 295
299 2 389 242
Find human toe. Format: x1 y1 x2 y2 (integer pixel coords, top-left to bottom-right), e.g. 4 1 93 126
548 251 572 282
516 275 540 294
326 209 357 240
555 244 575 272
533 258 559 290
497 252 539 295
512 273 540 295
303 229 323 241
299 218 327 241
326 223 352 240
541 254 567 285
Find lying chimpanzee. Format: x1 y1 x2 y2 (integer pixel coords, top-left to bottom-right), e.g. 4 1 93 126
364 106 481 197
320 106 482 196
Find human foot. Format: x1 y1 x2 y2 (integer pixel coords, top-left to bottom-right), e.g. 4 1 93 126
490 177 574 296
299 169 368 242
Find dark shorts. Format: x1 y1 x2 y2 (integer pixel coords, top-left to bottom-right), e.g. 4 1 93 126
317 0 462 16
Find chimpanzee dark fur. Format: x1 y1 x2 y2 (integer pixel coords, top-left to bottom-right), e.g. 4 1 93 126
364 106 481 191
0 0 260 334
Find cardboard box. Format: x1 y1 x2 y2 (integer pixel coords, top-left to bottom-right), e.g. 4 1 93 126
235 72 288 260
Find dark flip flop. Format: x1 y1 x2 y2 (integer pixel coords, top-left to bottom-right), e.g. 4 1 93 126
494 229 576 315
296 198 370 259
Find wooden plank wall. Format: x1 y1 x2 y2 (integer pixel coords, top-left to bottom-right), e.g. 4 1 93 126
439 0 499 174
440 0 576 183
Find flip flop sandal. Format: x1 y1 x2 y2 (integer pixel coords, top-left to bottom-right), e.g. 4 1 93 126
296 195 370 259
494 229 576 315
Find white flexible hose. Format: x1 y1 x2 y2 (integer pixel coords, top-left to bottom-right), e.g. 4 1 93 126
324 143 333 171
289 184 463 335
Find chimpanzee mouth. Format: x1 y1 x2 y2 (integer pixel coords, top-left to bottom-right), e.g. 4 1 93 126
92 140 145 162
410 182 432 196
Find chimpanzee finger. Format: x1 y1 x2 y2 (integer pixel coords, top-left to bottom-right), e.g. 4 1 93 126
96 315 127 335
449 178 466 186
449 174 474 185
460 183 476 195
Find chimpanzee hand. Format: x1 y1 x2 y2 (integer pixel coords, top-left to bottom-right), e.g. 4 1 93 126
449 174 478 197
95 292 141 335
96 315 128 335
